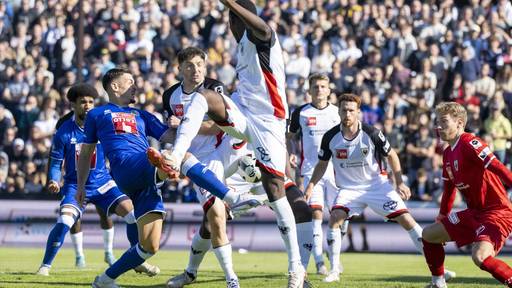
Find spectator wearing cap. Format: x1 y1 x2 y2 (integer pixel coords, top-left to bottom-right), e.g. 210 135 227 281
484 100 512 162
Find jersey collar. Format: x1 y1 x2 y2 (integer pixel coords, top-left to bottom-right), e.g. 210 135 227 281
450 133 462 151
181 82 204 95
341 121 361 141
72 113 84 132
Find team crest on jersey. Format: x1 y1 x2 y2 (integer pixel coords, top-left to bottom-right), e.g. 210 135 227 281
111 112 139 135
306 117 317 126
470 139 482 149
336 149 348 159
454 160 458 171
173 104 184 117
361 147 369 157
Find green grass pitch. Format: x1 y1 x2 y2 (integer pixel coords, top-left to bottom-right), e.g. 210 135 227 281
0 247 508 287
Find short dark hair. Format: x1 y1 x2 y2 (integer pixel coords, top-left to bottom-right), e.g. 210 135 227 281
102 68 130 91
337 93 362 108
177 47 207 65
66 83 99 103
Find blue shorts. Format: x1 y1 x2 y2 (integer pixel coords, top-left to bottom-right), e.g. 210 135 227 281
111 152 165 219
60 180 128 215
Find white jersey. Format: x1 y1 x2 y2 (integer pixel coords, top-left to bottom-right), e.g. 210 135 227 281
319 121 392 190
289 103 340 176
162 78 226 159
234 30 288 120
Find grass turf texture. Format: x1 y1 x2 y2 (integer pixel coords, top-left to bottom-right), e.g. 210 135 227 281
0 247 508 287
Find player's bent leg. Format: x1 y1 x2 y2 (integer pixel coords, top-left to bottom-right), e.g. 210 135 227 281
422 222 451 288
38 205 80 275
97 205 116 266
474 241 512 286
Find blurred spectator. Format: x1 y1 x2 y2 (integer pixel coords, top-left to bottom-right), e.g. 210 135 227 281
484 100 512 162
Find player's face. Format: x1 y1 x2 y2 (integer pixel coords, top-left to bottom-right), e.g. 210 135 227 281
309 79 330 102
180 55 206 85
112 73 136 104
73 96 95 121
339 101 359 128
436 114 462 142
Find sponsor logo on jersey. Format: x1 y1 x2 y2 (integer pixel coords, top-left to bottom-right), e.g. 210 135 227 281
173 104 184 117
306 116 316 126
470 139 482 149
382 200 398 211
478 147 491 161
111 112 138 135
336 149 348 159
454 160 458 171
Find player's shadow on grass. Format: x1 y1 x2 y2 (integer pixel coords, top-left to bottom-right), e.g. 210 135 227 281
0 280 90 286
123 273 284 287
381 275 498 285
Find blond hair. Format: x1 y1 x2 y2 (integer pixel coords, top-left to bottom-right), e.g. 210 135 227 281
308 73 330 87
435 102 467 126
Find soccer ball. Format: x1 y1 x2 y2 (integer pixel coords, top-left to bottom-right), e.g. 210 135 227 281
237 155 262 183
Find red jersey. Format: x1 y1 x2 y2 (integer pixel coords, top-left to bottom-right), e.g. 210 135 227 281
440 133 512 215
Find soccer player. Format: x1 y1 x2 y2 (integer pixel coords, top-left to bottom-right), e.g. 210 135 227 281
80 68 242 288
36 84 138 276
422 102 512 288
288 73 340 275
305 94 424 283
159 0 305 286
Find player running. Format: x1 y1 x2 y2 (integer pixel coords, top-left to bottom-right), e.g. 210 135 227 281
36 84 138 277
288 73 340 275
158 1 305 286
422 102 512 288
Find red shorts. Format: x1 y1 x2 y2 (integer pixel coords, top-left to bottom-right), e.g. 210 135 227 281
441 208 512 253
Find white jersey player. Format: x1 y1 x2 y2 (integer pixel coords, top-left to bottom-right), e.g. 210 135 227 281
161 1 305 287
288 73 339 275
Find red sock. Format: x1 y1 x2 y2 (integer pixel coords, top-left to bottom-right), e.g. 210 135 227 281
480 256 512 287
422 239 445 276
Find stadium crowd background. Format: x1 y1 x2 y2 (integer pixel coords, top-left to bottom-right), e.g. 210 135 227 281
0 0 511 205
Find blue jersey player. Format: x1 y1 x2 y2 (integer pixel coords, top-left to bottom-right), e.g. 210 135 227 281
79 68 238 288
36 84 139 277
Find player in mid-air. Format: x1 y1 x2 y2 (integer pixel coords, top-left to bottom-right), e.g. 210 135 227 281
305 94 452 283
288 73 341 275
36 84 138 277
422 102 512 288
156 1 305 286
78 68 247 288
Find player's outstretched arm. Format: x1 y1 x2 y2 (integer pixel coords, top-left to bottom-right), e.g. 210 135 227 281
305 160 328 201
220 0 272 42
386 148 411 200
76 143 96 207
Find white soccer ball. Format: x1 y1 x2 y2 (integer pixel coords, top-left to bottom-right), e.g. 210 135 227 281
237 155 262 183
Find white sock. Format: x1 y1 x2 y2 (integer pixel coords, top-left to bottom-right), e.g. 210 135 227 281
296 222 314 269
327 228 341 273
186 232 211 275
99 272 114 282
213 244 237 281
312 219 324 265
268 197 302 272
432 275 446 286
70 232 84 257
103 227 114 253
407 223 424 254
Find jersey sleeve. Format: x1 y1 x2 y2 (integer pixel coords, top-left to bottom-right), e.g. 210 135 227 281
83 110 98 144
364 124 392 156
318 126 337 161
162 83 180 118
50 129 66 160
204 78 228 96
288 105 303 134
140 109 168 140
247 29 277 48
462 136 496 169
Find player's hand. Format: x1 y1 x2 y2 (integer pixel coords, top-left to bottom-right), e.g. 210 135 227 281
397 183 411 200
304 183 314 202
47 180 60 194
435 214 446 223
289 154 298 168
75 187 86 209
167 115 181 129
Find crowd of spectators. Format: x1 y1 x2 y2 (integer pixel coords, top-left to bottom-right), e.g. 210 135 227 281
0 0 511 203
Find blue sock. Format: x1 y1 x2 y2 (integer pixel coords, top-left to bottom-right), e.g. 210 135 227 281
186 163 229 199
106 244 148 279
42 223 70 266
126 223 138 247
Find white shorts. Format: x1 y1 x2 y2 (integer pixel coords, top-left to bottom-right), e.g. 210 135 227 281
304 172 337 210
218 96 287 177
194 135 251 209
226 173 265 196
333 181 409 220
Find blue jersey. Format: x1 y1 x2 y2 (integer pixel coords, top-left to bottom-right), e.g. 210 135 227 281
83 103 167 172
50 114 112 190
